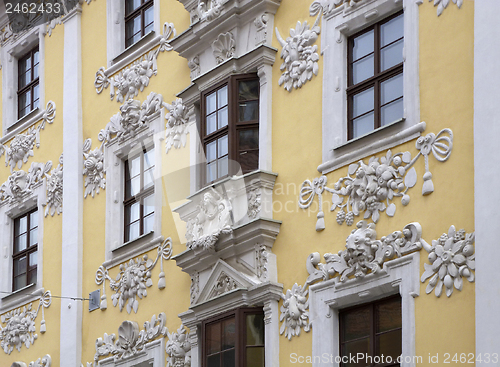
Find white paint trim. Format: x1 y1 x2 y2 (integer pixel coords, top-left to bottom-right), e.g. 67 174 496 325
60 5 83 366
474 0 500 362
319 0 420 171
309 253 420 367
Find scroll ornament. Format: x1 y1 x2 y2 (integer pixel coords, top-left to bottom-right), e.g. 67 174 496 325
0 161 52 205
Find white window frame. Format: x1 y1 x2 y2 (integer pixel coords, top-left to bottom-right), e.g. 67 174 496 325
0 188 45 312
1 25 45 134
318 0 423 173
106 0 161 67
308 253 420 367
102 110 164 268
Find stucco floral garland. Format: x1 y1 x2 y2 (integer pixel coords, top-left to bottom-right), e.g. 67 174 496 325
299 128 453 231
0 291 52 354
95 238 172 314
94 23 176 102
11 354 52 367
43 153 63 217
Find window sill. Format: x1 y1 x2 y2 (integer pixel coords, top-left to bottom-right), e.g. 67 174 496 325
105 232 163 269
2 108 41 141
0 283 44 313
111 30 156 66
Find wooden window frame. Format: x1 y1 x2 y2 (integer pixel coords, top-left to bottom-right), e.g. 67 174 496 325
339 295 402 367
347 11 404 140
125 0 154 48
12 209 38 291
201 307 265 367
123 146 155 243
17 46 40 119
200 74 260 186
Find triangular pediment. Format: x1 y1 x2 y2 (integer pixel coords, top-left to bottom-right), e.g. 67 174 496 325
196 260 256 305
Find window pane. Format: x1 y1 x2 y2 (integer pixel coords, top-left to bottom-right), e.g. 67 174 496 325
218 157 228 178
14 275 27 291
28 269 37 285
207 113 217 135
129 176 141 196
246 347 265 367
144 194 154 216
34 63 39 79
352 30 374 61
352 55 374 85
206 323 221 354
218 86 228 107
342 338 370 367
29 228 38 247
15 234 27 253
246 314 265 345
376 298 402 333
239 100 259 122
127 221 140 241
381 39 403 71
352 88 374 118
239 129 259 150
381 14 404 47
207 141 217 162
144 6 154 31
16 216 28 234
239 150 258 173
352 112 374 139
222 349 235 367
381 98 403 126
129 156 141 177
33 50 39 64
33 84 40 108
29 251 37 267
218 106 228 129
127 202 140 222
341 307 370 341
19 91 31 117
381 74 403 104
144 167 154 189
126 0 141 15
30 210 38 228
207 92 217 114
239 80 259 100
144 214 154 233
218 136 228 158
222 318 236 350
14 256 27 276
376 329 402 360
207 162 217 182
19 57 29 77
144 149 155 169
207 355 220 367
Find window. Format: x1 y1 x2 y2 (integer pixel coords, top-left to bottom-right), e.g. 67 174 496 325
124 146 155 243
125 0 154 48
339 295 401 366
12 209 38 291
17 46 40 119
347 12 403 140
203 308 265 367
202 75 259 184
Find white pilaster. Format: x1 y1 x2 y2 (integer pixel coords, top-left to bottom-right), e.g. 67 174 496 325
257 64 272 172
263 299 279 367
474 1 500 362
60 5 83 365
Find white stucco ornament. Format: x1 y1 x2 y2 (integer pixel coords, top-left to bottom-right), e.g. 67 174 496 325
11 354 52 367
424 0 463 17
0 161 52 205
198 0 224 22
299 128 453 230
166 325 191 367
279 283 310 340
43 154 63 217
421 225 475 297
275 12 320 92
82 138 105 199
0 291 52 354
95 238 173 313
165 98 189 153
94 23 176 101
212 32 236 64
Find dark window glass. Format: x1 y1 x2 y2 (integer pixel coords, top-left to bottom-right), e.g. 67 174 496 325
13 209 38 291
125 0 154 48
18 47 40 119
339 295 402 367
124 146 155 242
202 75 259 184
348 12 404 140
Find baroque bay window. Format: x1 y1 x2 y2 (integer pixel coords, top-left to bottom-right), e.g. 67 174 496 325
125 0 154 48
202 75 259 184
124 146 155 243
18 46 40 119
12 209 38 291
347 12 404 140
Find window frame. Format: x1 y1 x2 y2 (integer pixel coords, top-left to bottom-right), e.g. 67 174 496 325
17 46 40 120
346 11 404 140
123 145 155 243
12 208 39 292
200 73 260 185
201 307 265 367
124 0 154 49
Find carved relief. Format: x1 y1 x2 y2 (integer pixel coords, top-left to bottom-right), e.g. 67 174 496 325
11 354 51 367
44 154 63 217
0 291 52 354
275 13 320 92
254 13 269 46
198 0 224 22
0 161 52 205
94 23 176 102
210 272 239 298
95 238 172 313
421 225 475 297
299 128 453 230
190 272 199 305
166 325 191 367
188 56 200 79
256 245 268 280
0 101 56 172
165 98 189 153
185 188 233 250
82 139 105 199
212 32 236 64
247 188 261 219
92 313 167 365
279 283 310 340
